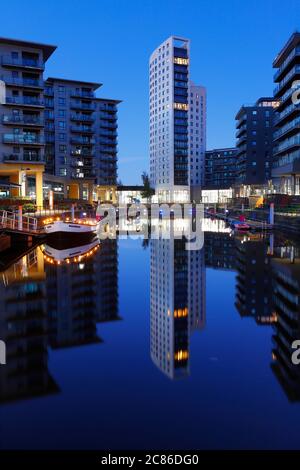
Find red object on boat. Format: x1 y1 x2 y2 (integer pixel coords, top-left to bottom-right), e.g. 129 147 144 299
239 214 246 222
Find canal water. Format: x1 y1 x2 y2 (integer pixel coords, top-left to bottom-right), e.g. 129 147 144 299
1 219 300 449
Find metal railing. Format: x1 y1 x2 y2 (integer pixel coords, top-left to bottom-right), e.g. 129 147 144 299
0 210 38 232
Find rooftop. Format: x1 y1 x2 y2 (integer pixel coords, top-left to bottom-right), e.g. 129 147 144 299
0 36 57 61
46 77 101 90
273 32 300 68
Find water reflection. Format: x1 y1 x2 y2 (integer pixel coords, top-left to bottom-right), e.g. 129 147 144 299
1 219 300 405
150 220 205 379
0 238 119 403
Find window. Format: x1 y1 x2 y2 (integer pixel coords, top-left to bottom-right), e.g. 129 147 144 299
58 121 65 129
58 97 66 106
59 144 67 153
59 168 67 176
58 109 65 117
59 133 65 141
58 85 65 93
11 51 18 60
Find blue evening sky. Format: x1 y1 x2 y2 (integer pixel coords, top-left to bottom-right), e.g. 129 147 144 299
2 0 299 183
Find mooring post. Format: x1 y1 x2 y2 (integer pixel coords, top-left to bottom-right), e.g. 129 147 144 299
269 203 274 226
18 205 23 231
71 204 75 223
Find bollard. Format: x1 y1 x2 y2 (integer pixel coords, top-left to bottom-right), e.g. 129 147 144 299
18 205 23 231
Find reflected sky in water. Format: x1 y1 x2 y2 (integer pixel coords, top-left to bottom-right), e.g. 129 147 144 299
1 219 300 449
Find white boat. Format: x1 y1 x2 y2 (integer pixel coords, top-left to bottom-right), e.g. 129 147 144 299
44 219 97 239
41 239 100 264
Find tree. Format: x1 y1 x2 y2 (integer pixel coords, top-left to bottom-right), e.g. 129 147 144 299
141 171 154 202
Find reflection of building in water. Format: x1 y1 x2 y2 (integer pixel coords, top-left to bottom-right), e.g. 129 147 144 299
0 238 119 402
46 239 119 348
95 239 119 323
271 246 300 401
205 233 236 271
0 249 58 402
235 239 274 325
150 220 205 379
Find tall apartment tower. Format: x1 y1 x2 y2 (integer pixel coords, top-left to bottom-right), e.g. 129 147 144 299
0 37 56 207
272 32 300 195
188 81 206 198
150 36 190 203
235 97 279 193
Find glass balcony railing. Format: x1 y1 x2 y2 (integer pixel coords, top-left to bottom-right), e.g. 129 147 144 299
2 56 44 69
3 115 43 126
274 47 300 82
3 152 43 162
70 101 95 111
274 65 300 95
71 114 94 122
6 96 44 107
70 137 95 145
71 90 95 99
3 133 44 144
1 76 43 88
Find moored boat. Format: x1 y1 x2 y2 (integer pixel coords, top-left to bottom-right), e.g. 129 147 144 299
44 218 97 241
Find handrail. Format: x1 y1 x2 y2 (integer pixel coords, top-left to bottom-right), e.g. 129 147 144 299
0 210 38 232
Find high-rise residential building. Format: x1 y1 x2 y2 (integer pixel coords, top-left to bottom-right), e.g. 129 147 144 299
149 36 191 203
235 97 279 192
204 147 237 189
188 81 206 199
0 37 56 208
272 32 300 195
0 37 120 208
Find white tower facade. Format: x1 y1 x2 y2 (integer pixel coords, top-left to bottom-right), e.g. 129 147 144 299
149 36 190 203
188 82 206 196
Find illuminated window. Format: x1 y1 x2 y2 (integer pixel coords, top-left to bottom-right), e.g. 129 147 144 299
173 57 189 65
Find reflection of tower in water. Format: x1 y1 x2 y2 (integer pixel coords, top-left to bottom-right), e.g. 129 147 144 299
150 221 205 379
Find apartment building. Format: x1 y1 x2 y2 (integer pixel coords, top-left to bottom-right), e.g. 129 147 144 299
0 37 120 207
235 97 279 194
204 147 237 189
272 32 300 195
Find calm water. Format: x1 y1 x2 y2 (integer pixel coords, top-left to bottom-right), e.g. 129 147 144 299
1 220 300 450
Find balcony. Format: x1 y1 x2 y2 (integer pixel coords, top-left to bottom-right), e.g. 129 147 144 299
2 115 43 127
274 65 300 97
100 121 117 130
1 76 44 90
2 56 44 70
99 112 117 120
70 137 95 145
3 152 44 163
71 90 95 99
5 96 44 108
99 129 117 137
3 133 44 145
70 114 94 122
71 150 95 157
235 124 247 138
70 101 95 111
71 171 96 179
274 47 300 82
70 125 94 134
273 117 300 141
